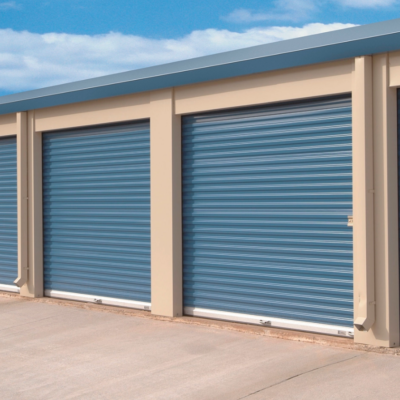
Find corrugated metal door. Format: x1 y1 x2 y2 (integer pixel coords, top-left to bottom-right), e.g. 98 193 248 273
0 136 18 291
182 95 353 331
43 121 151 307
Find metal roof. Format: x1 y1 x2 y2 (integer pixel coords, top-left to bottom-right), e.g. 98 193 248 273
1 18 400 115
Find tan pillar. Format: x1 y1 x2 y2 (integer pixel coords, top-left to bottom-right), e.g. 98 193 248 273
14 112 28 288
150 89 182 317
354 54 400 346
371 53 399 347
352 56 376 338
20 112 43 298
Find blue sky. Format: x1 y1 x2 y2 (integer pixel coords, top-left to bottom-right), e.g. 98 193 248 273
0 0 399 95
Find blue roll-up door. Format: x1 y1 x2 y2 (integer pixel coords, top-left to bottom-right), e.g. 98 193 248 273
43 121 151 307
182 95 353 332
0 136 17 291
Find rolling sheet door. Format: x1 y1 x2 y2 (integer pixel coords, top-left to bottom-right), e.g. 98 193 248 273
0 136 18 292
43 122 151 308
182 96 353 333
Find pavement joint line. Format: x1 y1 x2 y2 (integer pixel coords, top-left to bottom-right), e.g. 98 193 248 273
1 291 400 356
237 354 362 399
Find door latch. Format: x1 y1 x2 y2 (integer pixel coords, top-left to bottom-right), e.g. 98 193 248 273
347 216 353 227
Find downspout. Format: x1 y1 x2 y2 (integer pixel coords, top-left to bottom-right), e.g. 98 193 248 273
353 56 375 332
14 112 28 287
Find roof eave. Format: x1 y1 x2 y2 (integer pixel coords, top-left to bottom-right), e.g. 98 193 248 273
0 27 399 116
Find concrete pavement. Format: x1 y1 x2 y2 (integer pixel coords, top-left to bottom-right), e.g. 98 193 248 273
1 294 400 399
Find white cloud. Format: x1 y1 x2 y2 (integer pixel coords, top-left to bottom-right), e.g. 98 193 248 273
0 1 20 10
0 23 355 93
223 9 269 23
223 0 317 23
336 0 396 7
223 0 397 23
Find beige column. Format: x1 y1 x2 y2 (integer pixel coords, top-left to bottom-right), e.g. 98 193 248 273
370 53 399 347
150 88 183 317
354 54 400 346
14 112 29 288
20 112 43 298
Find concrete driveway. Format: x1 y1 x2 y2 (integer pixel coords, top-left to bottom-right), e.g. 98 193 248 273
1 294 400 400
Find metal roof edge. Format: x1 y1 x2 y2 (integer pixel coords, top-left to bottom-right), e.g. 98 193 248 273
0 18 399 115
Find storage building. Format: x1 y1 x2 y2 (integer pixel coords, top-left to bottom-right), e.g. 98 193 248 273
1 18 400 347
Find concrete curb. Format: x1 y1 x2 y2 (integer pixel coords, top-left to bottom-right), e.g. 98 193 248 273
2 291 399 356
